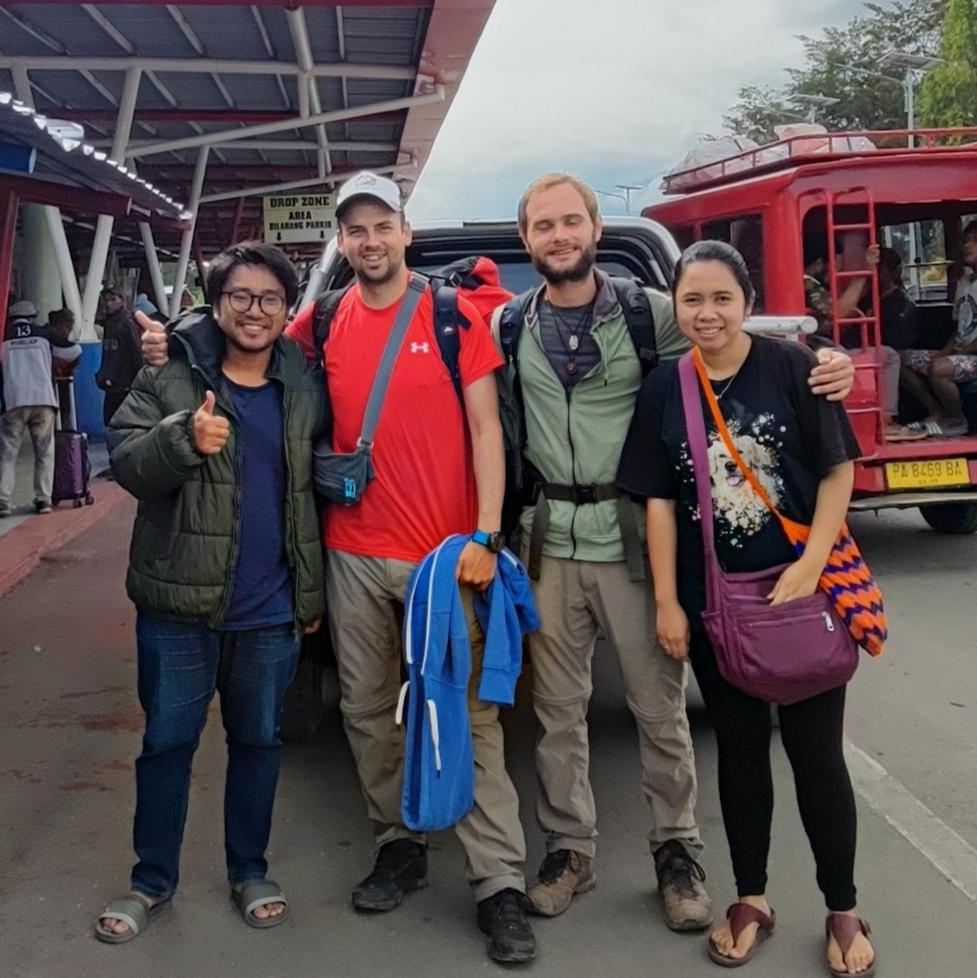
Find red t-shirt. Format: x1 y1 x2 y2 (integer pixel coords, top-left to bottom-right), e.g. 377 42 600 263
286 281 503 562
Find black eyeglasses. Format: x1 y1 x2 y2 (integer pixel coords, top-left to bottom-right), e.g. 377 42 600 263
221 290 286 316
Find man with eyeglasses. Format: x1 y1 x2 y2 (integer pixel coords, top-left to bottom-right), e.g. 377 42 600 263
95 242 326 943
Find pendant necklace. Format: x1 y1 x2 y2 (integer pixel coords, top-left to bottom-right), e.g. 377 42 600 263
713 370 739 400
550 300 594 376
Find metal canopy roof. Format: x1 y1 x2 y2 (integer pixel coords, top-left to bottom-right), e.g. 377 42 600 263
0 0 494 258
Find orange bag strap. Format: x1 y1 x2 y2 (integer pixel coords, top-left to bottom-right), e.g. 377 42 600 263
691 345 786 523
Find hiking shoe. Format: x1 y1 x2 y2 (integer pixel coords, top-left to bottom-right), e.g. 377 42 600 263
351 840 427 912
526 849 596 917
477 888 537 964
34 500 52 514
654 840 713 931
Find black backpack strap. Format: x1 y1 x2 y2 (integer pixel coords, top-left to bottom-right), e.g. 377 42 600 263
311 287 348 366
498 289 534 365
431 283 471 402
611 278 658 376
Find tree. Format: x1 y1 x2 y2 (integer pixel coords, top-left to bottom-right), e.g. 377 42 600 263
917 0 977 127
724 1 946 143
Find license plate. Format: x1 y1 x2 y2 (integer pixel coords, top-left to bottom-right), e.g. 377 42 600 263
885 457 970 489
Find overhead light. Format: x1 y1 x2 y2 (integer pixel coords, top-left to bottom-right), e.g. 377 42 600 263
144 182 154 191
82 143 95 156
179 210 193 221
32 114 48 130
117 165 129 175
94 151 107 162
12 101 33 115
0 91 12 105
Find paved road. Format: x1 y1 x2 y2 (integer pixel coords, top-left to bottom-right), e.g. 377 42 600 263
1 500 974 978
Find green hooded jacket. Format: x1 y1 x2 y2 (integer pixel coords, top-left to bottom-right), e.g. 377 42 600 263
108 311 327 626
517 270 688 563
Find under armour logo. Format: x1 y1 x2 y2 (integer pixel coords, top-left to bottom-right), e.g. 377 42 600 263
410 342 430 354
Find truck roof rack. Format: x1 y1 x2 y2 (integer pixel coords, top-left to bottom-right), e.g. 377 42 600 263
661 128 977 196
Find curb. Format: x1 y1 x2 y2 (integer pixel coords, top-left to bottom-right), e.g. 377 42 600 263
0 479 130 599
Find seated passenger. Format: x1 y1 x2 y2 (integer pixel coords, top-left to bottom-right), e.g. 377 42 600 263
803 235 923 442
876 248 917 350
902 220 977 436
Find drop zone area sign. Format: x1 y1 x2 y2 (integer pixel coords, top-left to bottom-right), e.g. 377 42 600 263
263 192 336 244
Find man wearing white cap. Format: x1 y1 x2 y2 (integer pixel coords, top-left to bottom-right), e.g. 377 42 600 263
284 171 535 964
0 300 81 516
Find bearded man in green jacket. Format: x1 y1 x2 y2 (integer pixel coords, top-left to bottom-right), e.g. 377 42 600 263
95 242 326 943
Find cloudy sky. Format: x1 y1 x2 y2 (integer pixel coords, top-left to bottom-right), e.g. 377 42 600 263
409 0 868 222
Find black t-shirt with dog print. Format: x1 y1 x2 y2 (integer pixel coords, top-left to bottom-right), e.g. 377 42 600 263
617 336 861 619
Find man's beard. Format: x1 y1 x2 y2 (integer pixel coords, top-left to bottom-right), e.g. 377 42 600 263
531 242 598 285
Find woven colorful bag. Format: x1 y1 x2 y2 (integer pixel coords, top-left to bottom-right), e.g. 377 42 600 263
691 347 886 656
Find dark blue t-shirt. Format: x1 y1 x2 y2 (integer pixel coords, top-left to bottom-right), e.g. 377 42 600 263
220 378 294 630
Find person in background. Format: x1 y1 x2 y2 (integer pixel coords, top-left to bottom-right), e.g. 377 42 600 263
96 286 143 426
875 247 917 351
804 234 922 442
0 300 81 516
902 220 977 437
46 308 82 429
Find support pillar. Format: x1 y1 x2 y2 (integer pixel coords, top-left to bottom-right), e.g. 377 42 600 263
20 204 63 324
80 66 142 336
139 221 168 314
43 206 84 330
170 145 209 319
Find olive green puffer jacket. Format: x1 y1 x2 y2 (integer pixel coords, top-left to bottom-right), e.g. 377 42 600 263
108 311 327 627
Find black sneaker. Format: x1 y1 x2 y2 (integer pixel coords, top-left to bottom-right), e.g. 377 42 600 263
351 839 428 912
477 887 537 964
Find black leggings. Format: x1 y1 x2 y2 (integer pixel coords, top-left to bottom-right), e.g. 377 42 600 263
689 629 857 911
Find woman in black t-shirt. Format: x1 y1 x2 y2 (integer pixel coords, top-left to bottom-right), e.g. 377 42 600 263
617 242 875 977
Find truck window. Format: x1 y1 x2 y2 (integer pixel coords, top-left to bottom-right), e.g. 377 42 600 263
702 214 765 311
880 220 948 303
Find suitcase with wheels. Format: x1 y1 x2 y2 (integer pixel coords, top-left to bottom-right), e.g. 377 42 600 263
52 430 94 508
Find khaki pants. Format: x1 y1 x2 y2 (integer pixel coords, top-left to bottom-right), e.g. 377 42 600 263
528 553 701 859
0 406 56 508
325 548 526 902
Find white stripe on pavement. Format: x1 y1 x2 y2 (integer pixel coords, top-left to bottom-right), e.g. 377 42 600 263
845 738 977 902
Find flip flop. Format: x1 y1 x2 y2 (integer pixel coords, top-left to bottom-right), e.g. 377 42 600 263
826 913 876 978
231 879 290 929
707 902 775 967
885 425 927 442
94 893 171 944
907 419 968 437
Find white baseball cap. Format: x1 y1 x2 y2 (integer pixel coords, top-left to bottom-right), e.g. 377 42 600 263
335 171 402 218
9 300 37 318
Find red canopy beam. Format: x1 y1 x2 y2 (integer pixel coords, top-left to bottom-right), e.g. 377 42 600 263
11 1 433 7
0 185 19 330
0 173 132 218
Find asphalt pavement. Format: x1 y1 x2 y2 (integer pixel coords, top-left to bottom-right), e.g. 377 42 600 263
1 500 974 978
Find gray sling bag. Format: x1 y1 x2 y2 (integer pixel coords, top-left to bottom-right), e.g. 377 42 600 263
313 273 427 505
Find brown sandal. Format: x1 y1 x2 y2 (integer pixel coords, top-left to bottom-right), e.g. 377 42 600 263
707 902 775 967
826 913 876 977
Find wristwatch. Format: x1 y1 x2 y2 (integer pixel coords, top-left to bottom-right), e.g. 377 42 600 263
471 529 504 553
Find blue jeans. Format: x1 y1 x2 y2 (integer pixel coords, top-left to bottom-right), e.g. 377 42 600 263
130 614 301 898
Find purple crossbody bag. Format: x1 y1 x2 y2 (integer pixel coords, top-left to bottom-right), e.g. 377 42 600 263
677 352 857 705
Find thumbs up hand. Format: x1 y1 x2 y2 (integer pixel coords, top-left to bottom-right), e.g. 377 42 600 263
136 310 170 367
191 391 230 455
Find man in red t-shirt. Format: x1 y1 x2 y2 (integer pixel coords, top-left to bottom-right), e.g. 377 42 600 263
286 171 534 964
